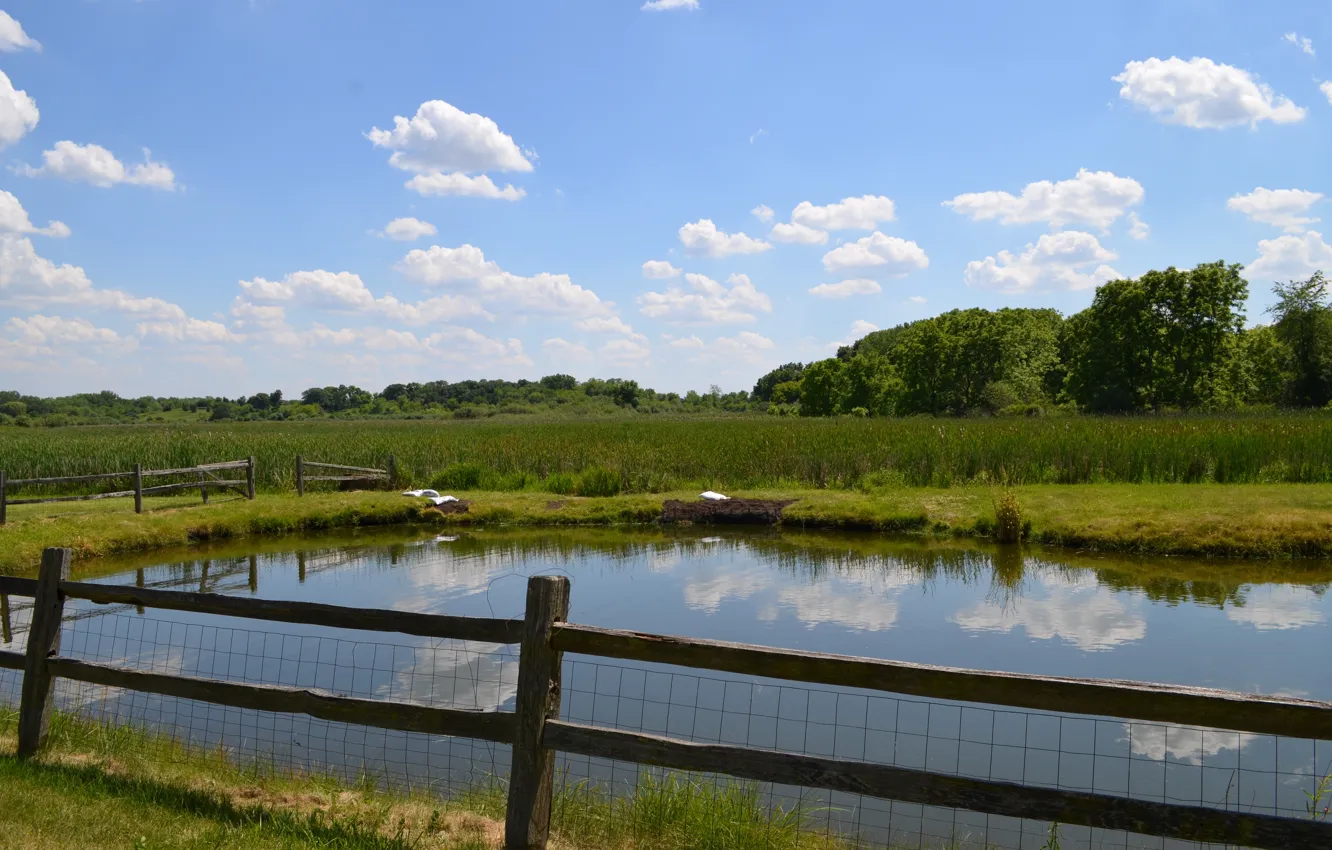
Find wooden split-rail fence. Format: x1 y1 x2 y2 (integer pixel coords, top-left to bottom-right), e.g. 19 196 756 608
294 455 396 496
1 549 1330 849
0 459 255 524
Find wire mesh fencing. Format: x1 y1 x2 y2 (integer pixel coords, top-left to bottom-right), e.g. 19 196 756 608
1 594 1329 849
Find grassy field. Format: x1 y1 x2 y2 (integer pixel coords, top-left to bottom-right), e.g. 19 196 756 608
0 709 854 850
3 413 1332 496
4 483 1332 575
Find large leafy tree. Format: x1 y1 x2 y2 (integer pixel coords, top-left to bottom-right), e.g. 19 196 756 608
1065 262 1248 412
798 359 846 416
752 362 806 401
1269 271 1332 407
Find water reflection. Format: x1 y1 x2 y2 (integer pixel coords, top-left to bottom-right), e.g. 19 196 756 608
3 528 1330 849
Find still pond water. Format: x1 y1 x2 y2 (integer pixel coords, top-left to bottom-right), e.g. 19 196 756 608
2 528 1329 848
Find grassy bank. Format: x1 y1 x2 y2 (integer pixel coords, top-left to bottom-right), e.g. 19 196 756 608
3 483 1332 575
0 709 853 849
3 413 1332 493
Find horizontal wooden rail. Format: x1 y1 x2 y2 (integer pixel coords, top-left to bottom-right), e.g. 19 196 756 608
141 461 249 477
60 581 524 644
543 720 1331 850
551 624 1332 741
0 576 38 597
302 475 385 483
9 471 131 486
48 657 515 743
6 490 136 505
0 649 23 670
300 462 386 475
139 480 244 496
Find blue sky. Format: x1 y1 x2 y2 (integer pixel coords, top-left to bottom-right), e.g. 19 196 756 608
0 0 1329 397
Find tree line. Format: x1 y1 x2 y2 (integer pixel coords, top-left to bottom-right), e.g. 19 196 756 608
752 264 1332 416
4 263 1328 427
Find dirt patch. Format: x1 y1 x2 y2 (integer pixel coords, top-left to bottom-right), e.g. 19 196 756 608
427 500 471 515
545 500 567 510
661 498 796 525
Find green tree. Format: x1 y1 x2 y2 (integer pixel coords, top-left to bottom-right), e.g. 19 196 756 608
1269 271 1332 407
842 351 903 415
1065 263 1248 411
798 359 846 416
752 362 806 401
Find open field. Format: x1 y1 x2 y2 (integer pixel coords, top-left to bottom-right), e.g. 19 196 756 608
3 414 1332 494
4 484 1332 575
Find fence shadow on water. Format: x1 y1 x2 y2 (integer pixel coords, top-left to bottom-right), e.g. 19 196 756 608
0 549 1329 850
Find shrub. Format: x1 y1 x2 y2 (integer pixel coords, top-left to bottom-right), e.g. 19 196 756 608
544 471 577 495
994 489 1023 543
430 461 486 491
575 466 621 497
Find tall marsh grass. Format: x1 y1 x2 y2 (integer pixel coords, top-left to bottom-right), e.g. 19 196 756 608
2 413 1331 494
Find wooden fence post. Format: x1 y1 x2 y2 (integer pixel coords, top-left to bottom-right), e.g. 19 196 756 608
387 454 398 489
18 547 72 757
1 469 7 525
295 455 304 497
199 471 209 505
505 575 571 850
1 592 11 644
133 464 143 514
246 457 256 500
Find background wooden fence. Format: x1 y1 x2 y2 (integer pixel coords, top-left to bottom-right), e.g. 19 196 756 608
1 549 1329 849
0 460 255 524
295 454 396 495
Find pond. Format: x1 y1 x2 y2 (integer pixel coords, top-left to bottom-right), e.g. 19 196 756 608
3 528 1330 849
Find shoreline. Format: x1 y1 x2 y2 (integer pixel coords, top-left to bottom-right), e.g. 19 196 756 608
3 483 1332 574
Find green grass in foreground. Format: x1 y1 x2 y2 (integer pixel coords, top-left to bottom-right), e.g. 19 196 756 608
3 482 1332 575
0 709 866 850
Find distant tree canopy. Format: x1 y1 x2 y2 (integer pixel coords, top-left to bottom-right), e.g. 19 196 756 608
754 264 1330 416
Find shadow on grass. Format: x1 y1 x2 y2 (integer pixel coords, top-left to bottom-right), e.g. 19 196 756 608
0 755 418 850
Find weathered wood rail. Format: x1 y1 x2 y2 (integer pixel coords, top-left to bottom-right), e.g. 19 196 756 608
0 459 255 523
295 455 396 495
1 553 1328 850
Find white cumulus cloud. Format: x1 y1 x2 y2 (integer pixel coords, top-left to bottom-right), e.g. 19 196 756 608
19 142 176 190
396 243 611 316
1127 211 1150 240
678 218 771 258
0 70 38 150
0 191 69 238
0 11 39 52
1323 81 1332 105
770 221 828 245
576 315 645 341
1227 188 1323 232
821 231 929 275
1113 56 1306 129
542 337 591 360
642 0 699 10
945 169 1144 230
1247 230 1332 281
641 259 682 279
791 195 895 231
751 204 774 223
638 272 772 324
599 338 652 363
6 314 135 355
405 171 525 200
368 99 532 174
237 268 490 326
0 233 186 318
964 231 1120 294
808 278 881 299
379 217 437 241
